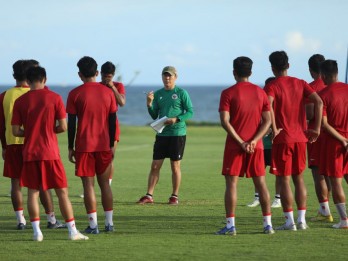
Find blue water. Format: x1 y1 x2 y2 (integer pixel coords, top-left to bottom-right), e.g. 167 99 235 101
0 85 226 126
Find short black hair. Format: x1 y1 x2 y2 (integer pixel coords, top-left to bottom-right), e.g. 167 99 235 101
308 54 325 74
269 51 289 71
12 60 34 81
101 61 116 74
320 60 338 77
265 77 276 85
77 56 98 78
26 66 46 83
233 56 252 77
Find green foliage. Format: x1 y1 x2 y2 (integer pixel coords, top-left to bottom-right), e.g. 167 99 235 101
0 126 346 261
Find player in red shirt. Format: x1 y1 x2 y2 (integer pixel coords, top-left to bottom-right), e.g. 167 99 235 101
216 56 274 235
306 54 333 223
319 60 348 229
100 61 126 185
67 56 117 234
264 51 323 231
11 66 88 241
0 59 65 230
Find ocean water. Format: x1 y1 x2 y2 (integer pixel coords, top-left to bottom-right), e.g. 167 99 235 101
0 85 227 126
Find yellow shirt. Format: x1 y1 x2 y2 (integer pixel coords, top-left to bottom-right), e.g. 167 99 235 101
2 86 30 145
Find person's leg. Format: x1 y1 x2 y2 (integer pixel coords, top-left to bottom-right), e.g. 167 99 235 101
292 174 308 228
276 175 296 230
170 160 181 196
11 178 26 228
344 174 348 184
81 176 99 232
330 177 348 228
39 189 65 227
271 176 282 208
109 141 118 185
55 187 89 240
310 167 332 221
147 159 165 195
96 162 114 230
27 188 43 241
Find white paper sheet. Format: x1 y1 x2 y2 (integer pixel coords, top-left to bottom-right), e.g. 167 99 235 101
150 116 168 133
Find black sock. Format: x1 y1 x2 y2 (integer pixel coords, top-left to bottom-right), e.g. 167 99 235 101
146 193 153 197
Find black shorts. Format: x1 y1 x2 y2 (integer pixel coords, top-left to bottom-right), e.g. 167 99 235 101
153 136 186 161
264 149 271 166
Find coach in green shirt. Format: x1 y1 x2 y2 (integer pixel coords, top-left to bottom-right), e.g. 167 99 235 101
137 66 193 205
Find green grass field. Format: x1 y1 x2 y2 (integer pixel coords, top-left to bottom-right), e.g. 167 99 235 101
0 126 346 261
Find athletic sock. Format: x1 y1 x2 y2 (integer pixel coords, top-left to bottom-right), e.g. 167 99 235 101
255 193 259 199
66 218 78 234
283 209 295 226
109 179 112 186
319 200 331 216
146 193 153 198
274 194 281 200
46 211 57 224
263 213 272 227
31 219 42 236
335 203 348 221
297 208 307 224
87 211 98 229
104 209 113 226
15 208 26 225
226 215 235 229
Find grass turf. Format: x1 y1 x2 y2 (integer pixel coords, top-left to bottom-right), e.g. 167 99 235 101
0 125 346 261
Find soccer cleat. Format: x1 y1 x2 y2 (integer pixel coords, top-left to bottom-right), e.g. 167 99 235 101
17 223 26 230
271 198 282 208
33 233 44 242
215 226 237 236
263 225 275 234
332 221 348 229
310 212 334 223
247 198 260 207
275 223 297 231
137 195 154 204
105 224 114 232
168 195 179 205
297 222 309 230
84 226 100 234
47 220 67 229
69 231 89 240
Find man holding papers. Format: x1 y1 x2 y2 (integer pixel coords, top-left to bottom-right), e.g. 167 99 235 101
137 66 193 205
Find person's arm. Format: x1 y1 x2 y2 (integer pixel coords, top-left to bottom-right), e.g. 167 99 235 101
322 116 348 151
0 93 7 150
220 111 248 151
67 114 77 163
108 112 116 148
106 82 126 107
305 103 314 122
12 125 24 137
146 91 159 119
55 118 67 133
306 92 323 143
268 95 282 141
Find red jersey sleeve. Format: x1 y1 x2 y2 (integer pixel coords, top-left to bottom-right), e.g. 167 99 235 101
55 95 67 120
261 91 270 112
218 89 231 112
115 82 126 95
66 91 77 114
263 82 275 98
302 80 315 97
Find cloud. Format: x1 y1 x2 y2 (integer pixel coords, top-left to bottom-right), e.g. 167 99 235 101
285 31 321 52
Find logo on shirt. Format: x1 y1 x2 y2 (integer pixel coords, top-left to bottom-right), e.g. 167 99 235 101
172 94 178 100
160 97 163 100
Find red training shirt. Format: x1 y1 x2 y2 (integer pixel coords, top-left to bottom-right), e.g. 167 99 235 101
219 82 270 150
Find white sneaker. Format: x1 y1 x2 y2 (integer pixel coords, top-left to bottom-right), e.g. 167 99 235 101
33 233 44 242
247 198 260 207
332 221 348 229
79 194 84 198
69 231 89 240
297 222 309 230
271 198 281 208
275 223 297 231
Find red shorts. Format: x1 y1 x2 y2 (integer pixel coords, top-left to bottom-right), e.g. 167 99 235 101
222 147 265 178
3 144 23 179
75 151 113 177
20 159 67 190
319 134 348 178
307 134 323 168
115 118 120 142
270 142 306 176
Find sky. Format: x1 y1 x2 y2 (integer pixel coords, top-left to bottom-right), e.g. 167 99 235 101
0 0 347 87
